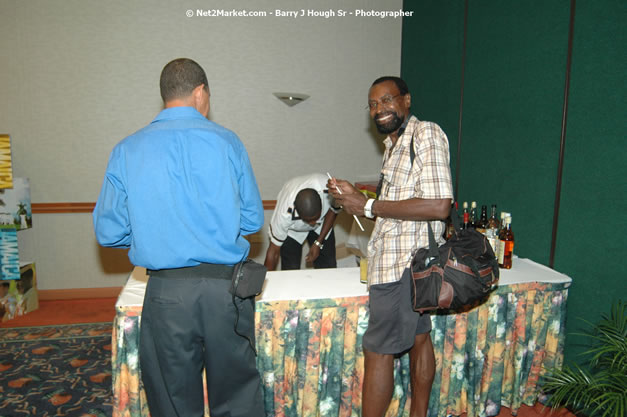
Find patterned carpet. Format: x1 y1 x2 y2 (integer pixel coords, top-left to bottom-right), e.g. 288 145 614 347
0 322 113 417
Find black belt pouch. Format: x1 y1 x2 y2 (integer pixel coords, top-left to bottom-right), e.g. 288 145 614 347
230 259 267 299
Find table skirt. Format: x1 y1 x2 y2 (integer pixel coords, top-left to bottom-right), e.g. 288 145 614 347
112 281 568 417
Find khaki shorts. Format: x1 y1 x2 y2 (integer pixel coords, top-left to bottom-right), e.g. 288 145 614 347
363 267 431 354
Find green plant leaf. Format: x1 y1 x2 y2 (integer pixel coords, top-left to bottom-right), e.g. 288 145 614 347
541 300 626 417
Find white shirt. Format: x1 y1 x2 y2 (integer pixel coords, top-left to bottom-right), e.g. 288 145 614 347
269 173 339 246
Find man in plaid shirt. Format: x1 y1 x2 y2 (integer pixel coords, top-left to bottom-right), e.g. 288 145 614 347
328 76 453 417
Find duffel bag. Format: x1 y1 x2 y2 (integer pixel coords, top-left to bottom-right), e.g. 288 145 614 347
410 207 499 313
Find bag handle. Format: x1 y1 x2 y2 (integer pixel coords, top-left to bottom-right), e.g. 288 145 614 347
449 204 462 233
425 203 461 265
425 222 440 266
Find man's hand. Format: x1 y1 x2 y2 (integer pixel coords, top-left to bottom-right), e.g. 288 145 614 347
327 177 359 195
327 178 367 216
305 244 321 263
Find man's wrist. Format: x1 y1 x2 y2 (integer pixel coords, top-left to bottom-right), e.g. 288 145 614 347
313 240 324 250
364 198 376 219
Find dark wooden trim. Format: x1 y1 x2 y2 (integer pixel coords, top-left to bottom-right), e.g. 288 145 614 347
38 287 123 300
550 0 576 268
263 200 276 210
32 202 95 213
32 200 277 214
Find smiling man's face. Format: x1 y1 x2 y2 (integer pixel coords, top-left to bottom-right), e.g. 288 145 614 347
368 80 411 135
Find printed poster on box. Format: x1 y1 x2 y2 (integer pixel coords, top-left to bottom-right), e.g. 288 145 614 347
0 229 19 280
0 134 12 189
0 177 32 230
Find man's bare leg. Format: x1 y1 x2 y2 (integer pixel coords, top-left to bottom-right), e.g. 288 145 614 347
362 348 394 417
408 333 435 417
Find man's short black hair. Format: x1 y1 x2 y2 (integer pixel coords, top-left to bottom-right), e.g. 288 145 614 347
371 76 409 96
160 58 209 102
294 189 322 219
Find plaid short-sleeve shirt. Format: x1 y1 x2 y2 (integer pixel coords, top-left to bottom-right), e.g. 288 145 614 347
367 116 453 286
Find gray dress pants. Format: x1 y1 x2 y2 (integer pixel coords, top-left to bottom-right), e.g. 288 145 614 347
139 264 264 417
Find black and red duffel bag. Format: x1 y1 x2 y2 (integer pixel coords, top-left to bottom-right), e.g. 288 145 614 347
410 207 499 313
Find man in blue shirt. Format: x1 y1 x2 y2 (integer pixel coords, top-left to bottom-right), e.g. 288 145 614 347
93 58 265 417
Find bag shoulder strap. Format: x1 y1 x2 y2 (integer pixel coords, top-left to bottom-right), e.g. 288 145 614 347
449 204 461 232
410 134 416 166
426 222 440 260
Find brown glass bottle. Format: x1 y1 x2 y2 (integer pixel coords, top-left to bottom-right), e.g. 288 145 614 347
497 216 514 269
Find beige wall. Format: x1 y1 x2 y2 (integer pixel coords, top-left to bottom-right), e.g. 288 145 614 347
2 0 402 290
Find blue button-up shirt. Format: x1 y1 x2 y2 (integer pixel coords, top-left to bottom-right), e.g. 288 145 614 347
93 107 264 270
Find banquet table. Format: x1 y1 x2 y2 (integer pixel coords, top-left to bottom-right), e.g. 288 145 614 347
112 257 571 417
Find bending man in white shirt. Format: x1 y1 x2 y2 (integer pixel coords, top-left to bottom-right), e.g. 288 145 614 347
264 173 341 271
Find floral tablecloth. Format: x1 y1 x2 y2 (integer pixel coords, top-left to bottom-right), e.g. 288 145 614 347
112 265 570 417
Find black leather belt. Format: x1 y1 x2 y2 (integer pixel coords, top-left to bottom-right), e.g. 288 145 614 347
147 263 235 280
